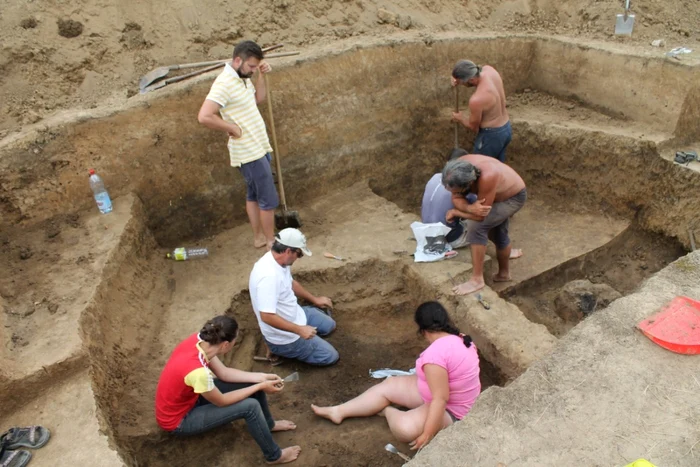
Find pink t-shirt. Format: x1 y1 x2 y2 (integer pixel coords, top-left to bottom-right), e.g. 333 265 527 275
415 335 481 420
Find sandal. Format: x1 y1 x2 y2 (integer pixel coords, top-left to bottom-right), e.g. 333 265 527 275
674 151 698 165
0 448 31 467
0 426 51 450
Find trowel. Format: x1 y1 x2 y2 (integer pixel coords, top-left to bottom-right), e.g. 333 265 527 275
614 0 635 36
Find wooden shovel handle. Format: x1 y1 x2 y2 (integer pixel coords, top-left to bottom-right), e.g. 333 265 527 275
264 74 287 210
171 44 286 70
454 86 460 148
164 63 224 85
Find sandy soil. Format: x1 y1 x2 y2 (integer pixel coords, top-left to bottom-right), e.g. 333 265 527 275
1 0 698 135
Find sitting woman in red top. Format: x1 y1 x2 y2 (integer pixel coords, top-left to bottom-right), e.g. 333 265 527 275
155 315 301 464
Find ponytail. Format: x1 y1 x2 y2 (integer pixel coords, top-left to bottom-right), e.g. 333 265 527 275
414 301 472 348
199 316 238 344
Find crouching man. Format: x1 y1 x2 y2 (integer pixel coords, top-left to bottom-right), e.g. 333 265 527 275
249 228 339 366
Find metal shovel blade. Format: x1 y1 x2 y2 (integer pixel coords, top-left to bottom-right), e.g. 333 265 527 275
614 13 635 36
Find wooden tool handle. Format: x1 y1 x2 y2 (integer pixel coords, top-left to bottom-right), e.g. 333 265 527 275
264 74 287 210
454 86 460 148
165 62 225 84
173 45 285 70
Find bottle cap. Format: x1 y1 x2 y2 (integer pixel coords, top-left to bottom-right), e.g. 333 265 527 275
89 169 96 175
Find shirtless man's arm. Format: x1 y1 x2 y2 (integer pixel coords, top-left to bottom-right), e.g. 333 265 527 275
452 94 488 133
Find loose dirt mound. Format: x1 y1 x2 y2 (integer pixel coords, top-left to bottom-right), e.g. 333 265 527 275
1 0 698 135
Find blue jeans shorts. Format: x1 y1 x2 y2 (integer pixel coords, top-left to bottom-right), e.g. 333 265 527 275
473 121 512 163
239 153 279 210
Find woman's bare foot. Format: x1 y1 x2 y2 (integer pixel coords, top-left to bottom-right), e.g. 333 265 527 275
267 446 302 464
492 273 512 283
254 235 267 248
311 404 343 424
272 420 297 432
453 278 485 295
510 248 523 259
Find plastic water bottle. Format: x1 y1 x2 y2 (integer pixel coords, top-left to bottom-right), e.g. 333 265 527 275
166 247 209 261
88 169 113 214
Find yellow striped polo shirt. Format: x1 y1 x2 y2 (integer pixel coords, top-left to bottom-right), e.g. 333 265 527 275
206 64 273 167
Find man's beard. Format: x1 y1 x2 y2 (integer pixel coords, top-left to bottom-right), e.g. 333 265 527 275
236 66 253 78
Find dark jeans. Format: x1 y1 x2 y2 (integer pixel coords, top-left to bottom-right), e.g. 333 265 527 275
174 380 282 462
473 121 512 163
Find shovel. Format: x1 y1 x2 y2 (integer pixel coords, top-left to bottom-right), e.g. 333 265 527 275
139 43 284 91
614 0 635 36
139 51 300 94
454 85 460 148
265 74 302 230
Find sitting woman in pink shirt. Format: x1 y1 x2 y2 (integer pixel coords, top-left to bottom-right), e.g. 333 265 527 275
312 301 481 450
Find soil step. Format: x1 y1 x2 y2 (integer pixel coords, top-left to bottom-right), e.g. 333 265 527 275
0 193 138 409
0 370 123 466
508 91 672 143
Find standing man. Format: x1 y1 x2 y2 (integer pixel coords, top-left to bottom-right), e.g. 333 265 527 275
442 155 526 295
451 60 512 163
198 40 278 249
249 228 339 366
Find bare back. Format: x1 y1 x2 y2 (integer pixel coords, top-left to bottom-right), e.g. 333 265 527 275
470 66 509 129
462 154 524 203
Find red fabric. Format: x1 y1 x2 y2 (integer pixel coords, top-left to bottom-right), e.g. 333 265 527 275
155 333 208 430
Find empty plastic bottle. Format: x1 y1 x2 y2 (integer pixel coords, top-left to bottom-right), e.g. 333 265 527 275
89 169 113 214
166 247 209 261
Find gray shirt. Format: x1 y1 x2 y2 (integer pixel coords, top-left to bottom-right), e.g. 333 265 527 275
421 173 455 226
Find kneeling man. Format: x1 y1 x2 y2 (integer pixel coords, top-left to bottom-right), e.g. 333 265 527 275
249 228 339 365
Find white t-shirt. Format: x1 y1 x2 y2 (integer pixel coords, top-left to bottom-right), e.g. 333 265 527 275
249 251 307 345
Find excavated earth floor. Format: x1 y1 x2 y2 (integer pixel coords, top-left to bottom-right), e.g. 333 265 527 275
1 33 700 466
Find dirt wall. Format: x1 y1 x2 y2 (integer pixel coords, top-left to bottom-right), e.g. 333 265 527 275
526 39 696 133
509 122 700 249
1 36 698 248
78 195 172 458
0 37 534 245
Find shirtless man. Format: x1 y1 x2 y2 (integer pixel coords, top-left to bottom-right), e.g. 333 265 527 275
442 155 526 295
451 60 512 163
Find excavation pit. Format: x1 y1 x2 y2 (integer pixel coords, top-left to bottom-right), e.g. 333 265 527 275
1 35 699 466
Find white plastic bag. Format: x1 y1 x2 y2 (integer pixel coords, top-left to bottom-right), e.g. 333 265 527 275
369 368 416 379
410 221 453 262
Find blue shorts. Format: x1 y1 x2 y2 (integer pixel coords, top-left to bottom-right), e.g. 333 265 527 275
473 121 512 163
239 153 279 210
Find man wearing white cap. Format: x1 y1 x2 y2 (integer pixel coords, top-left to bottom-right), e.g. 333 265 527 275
249 228 339 366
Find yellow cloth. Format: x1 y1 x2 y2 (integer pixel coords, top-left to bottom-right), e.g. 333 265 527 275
624 460 656 467
183 340 214 394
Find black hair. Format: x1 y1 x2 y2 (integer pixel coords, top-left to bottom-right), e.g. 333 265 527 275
271 240 290 254
233 40 264 61
414 301 472 347
199 316 239 344
448 147 468 161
